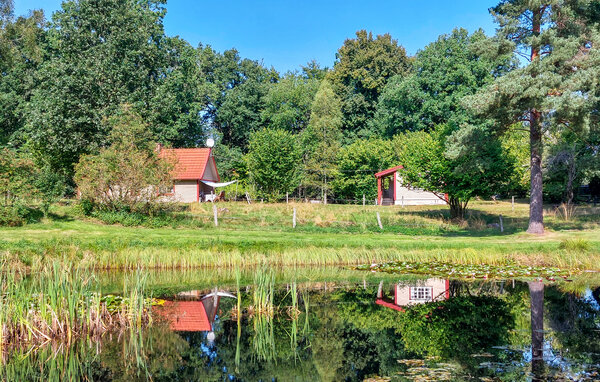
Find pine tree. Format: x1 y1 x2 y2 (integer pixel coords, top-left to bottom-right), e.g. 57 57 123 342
465 0 600 234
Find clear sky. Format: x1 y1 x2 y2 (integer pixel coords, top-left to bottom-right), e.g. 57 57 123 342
15 0 499 73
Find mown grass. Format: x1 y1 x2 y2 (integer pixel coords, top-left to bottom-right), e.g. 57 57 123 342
0 200 599 271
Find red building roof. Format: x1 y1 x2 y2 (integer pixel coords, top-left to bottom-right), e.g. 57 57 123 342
375 165 404 178
162 301 212 332
158 148 213 180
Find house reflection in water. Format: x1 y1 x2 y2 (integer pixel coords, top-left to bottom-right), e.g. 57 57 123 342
162 290 236 341
375 278 450 312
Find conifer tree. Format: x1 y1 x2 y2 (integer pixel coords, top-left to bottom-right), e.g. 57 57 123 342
465 0 600 234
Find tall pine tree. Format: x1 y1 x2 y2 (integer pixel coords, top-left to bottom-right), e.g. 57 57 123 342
465 0 600 234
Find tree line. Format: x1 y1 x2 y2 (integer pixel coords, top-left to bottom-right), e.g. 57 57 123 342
1 0 599 232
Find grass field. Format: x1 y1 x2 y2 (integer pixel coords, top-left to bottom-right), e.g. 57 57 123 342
1 200 599 271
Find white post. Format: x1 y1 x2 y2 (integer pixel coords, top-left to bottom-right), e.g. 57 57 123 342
511 196 515 212
293 207 297 228
376 212 383 229
286 192 289 204
499 214 504 233
213 204 218 227
245 192 251 204
363 194 366 206
401 195 404 208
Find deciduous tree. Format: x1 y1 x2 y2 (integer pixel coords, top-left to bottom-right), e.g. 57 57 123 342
245 128 302 200
329 30 410 141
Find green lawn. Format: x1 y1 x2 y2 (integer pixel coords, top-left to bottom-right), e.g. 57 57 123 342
1 200 599 270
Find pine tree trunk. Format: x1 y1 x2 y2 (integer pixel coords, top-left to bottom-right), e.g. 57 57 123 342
527 7 544 235
529 281 545 378
527 111 544 234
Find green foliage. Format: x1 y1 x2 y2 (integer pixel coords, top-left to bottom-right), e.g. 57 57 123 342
559 238 591 252
74 107 173 213
0 148 40 225
500 127 529 196
148 37 208 146
25 0 169 174
328 30 410 139
33 164 66 217
397 296 514 359
332 138 395 201
199 45 279 149
0 7 45 146
302 80 342 199
394 124 513 219
374 28 511 137
246 128 303 200
261 73 320 133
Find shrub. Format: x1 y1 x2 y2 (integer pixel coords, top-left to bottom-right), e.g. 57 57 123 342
559 238 591 252
245 128 303 201
74 108 174 214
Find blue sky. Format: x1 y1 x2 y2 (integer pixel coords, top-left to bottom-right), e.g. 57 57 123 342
15 0 499 73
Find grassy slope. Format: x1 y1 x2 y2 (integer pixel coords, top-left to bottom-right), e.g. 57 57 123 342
1 200 599 270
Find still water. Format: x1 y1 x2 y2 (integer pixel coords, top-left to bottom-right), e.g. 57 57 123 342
2 268 600 381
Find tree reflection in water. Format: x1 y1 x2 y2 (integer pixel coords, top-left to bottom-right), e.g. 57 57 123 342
1 278 600 381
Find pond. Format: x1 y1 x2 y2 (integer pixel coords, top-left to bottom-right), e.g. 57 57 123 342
2 267 600 381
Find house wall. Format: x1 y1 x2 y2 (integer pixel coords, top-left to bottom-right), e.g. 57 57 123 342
203 159 219 181
174 180 198 203
394 278 448 306
395 172 445 206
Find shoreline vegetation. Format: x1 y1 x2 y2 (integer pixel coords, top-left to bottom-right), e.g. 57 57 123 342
1 200 599 271
0 263 154 351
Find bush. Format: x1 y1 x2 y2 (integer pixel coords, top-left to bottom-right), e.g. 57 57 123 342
74 108 174 215
245 128 303 201
559 238 591 252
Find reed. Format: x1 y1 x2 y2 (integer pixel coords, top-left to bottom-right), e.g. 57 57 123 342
251 268 276 362
0 262 153 350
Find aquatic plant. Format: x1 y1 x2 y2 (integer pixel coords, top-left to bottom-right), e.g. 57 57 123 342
251 268 276 362
357 261 579 280
0 262 154 350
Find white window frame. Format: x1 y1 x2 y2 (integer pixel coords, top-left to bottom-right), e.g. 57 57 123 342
409 286 433 301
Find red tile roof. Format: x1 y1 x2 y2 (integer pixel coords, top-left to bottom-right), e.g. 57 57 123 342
159 148 212 180
375 165 404 178
162 301 212 332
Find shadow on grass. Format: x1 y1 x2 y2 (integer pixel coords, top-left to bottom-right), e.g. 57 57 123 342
47 212 75 222
396 207 600 238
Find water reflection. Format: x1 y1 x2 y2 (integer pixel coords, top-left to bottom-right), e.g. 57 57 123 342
2 276 600 381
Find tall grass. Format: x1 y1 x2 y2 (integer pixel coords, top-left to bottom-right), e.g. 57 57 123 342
251 268 275 362
0 262 153 351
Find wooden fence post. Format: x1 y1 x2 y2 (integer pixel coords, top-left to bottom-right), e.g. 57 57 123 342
499 214 504 233
376 212 383 229
293 207 297 228
362 194 366 206
213 204 218 227
286 192 289 204
401 195 404 208
511 196 515 212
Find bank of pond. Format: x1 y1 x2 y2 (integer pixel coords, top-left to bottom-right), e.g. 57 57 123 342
1 265 599 381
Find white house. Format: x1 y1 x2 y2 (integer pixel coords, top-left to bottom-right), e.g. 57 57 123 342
375 165 447 206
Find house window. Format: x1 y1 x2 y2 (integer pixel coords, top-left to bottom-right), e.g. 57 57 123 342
409 287 433 301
